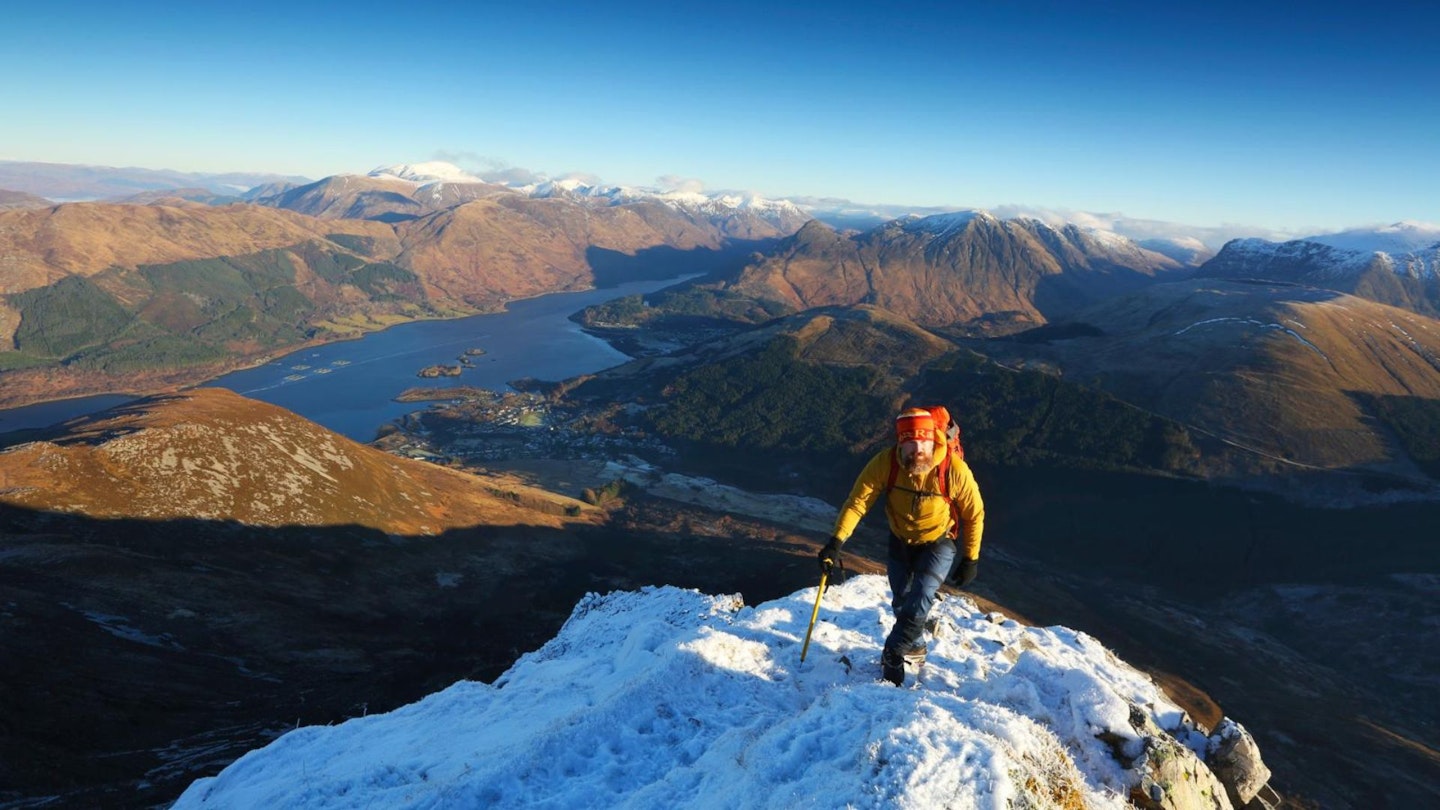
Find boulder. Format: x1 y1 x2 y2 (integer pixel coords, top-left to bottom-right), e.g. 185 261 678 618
1206 718 1274 807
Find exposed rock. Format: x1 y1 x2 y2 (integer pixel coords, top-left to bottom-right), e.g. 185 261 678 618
1098 702 1234 810
1206 718 1274 808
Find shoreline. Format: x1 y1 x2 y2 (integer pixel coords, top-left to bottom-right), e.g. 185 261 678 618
0 275 695 430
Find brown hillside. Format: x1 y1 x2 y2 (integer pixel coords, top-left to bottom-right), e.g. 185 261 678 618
729 304 954 372
986 279 1440 479
393 197 729 310
729 220 873 310
0 387 595 534
0 189 52 211
0 203 399 295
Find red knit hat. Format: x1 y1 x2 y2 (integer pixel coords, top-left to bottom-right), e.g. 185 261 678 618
895 408 936 443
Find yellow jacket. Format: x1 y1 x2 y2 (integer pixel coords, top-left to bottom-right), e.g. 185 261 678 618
831 444 984 559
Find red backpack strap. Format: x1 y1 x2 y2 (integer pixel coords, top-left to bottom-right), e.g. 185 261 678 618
937 445 952 497
941 446 960 538
886 446 900 492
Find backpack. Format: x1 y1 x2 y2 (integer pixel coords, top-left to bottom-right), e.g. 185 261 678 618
885 406 965 538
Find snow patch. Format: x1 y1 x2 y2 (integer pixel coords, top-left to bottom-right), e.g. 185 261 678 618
1173 317 1330 361
369 162 485 185
69 604 183 650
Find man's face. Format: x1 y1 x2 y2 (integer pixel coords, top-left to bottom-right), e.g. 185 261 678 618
898 438 935 474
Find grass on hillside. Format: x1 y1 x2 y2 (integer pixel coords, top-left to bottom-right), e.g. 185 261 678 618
632 336 1203 482
0 352 51 372
2 242 434 378
1356 393 1440 479
575 287 790 330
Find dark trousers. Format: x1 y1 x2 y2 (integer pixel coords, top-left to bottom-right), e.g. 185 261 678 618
882 532 956 662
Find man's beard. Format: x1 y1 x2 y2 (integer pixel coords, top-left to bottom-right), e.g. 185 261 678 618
900 447 935 475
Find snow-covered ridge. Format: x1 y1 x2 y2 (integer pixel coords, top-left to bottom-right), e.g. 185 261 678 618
898 209 986 235
174 576 1270 809
1218 225 1440 281
523 178 808 218
367 161 806 219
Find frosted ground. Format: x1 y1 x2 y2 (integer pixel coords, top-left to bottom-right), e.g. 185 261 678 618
174 575 1235 809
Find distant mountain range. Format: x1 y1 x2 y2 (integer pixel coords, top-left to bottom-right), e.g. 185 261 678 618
3 158 1439 497
240 162 813 239
3 158 1432 255
0 175 799 406
0 188 52 210
0 160 308 201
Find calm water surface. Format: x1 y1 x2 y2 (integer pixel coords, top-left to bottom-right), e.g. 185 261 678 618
0 277 684 441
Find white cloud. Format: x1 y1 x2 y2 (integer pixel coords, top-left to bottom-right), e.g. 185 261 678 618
655 174 707 194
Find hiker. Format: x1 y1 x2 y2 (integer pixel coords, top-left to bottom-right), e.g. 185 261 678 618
818 406 984 686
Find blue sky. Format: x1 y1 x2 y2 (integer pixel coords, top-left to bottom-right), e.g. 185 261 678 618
3 1 1436 232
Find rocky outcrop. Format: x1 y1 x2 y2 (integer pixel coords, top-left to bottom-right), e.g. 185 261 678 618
1206 719 1277 809
1094 710 1280 810
1097 703 1233 810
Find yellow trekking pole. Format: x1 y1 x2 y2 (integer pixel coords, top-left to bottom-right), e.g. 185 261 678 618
799 569 830 662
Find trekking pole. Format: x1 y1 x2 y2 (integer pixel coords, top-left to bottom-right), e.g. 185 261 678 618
799 570 828 663
800 557 842 663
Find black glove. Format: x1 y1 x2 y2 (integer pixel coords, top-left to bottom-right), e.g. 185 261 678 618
817 537 842 574
947 558 978 588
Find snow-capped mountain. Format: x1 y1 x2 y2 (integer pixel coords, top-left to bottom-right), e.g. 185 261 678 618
366 161 808 222
892 210 1186 271
368 161 488 185
173 576 1273 809
1206 238 1382 279
517 175 811 228
1199 225 1440 317
279 161 810 237
1208 222 1440 280
1305 220 1440 254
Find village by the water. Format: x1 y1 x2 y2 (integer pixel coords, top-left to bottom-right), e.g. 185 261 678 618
365 345 671 475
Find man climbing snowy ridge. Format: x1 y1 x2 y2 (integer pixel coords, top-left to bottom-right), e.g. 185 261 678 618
819 406 985 686
172 576 1273 809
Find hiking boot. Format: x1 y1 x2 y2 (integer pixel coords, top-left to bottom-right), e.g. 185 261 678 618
901 643 927 666
880 649 905 686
